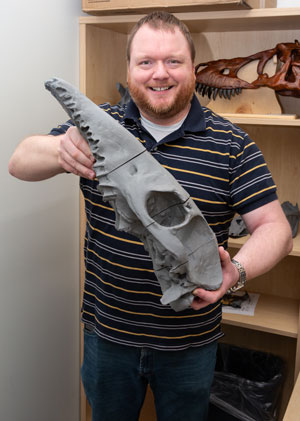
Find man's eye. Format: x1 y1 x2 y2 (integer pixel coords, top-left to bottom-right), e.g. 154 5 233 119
167 59 181 67
140 60 151 66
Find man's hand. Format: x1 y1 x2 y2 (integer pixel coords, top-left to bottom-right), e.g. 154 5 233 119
59 126 95 179
191 246 239 311
9 126 96 181
190 199 293 311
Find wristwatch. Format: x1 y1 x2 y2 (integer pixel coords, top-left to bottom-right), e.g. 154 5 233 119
227 259 247 293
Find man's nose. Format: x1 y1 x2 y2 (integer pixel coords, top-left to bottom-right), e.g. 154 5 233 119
153 62 169 79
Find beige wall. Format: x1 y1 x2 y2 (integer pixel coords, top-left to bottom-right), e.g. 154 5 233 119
1 1 86 420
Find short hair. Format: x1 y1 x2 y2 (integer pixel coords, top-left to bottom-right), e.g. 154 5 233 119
126 11 195 63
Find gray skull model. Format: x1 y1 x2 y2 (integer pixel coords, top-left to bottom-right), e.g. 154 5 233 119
45 78 222 311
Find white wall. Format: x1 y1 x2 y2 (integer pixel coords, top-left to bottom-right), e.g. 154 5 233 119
1 1 300 420
1 1 85 420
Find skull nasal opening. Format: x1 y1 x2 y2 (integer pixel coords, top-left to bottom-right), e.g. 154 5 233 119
146 192 187 227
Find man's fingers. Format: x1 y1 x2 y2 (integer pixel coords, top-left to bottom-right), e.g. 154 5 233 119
60 155 95 179
193 288 219 302
190 293 217 310
219 246 230 265
67 126 94 159
60 147 95 178
62 129 94 167
191 297 207 311
59 127 95 178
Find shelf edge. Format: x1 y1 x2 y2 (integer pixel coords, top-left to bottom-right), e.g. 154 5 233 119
222 294 299 338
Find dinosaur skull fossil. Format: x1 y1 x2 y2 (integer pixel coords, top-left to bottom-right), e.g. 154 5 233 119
45 78 222 311
196 40 300 100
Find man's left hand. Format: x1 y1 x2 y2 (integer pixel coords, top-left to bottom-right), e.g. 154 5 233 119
191 246 239 310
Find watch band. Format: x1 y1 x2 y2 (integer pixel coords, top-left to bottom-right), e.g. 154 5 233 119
227 259 247 294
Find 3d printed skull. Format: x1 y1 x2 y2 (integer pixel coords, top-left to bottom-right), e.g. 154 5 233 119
195 40 300 99
45 78 222 311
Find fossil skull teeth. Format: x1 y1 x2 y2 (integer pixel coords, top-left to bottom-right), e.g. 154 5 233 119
195 83 242 100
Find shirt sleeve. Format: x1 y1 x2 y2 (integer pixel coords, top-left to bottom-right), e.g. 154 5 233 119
49 119 74 136
229 131 277 215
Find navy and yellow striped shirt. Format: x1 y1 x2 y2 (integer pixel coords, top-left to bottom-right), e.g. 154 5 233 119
50 95 277 350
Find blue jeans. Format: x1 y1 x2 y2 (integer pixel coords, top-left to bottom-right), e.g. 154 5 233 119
81 328 217 421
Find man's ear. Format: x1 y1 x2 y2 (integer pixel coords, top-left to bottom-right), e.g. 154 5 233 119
126 61 130 83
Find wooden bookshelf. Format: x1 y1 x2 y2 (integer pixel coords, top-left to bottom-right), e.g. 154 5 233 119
79 7 300 420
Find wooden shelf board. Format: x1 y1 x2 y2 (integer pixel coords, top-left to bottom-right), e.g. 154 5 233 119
179 8 300 32
79 8 300 33
283 372 300 421
220 114 300 127
229 234 300 257
222 293 299 338
82 0 254 15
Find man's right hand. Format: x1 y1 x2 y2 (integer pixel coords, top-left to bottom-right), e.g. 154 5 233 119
59 126 95 180
9 126 96 182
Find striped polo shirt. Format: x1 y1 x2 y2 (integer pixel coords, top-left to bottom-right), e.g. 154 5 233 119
50 95 277 351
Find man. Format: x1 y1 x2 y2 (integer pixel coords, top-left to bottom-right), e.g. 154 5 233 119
9 11 292 421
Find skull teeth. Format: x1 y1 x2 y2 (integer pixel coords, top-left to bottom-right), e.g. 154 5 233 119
195 83 243 100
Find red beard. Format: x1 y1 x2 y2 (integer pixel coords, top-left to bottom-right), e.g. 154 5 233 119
128 75 195 122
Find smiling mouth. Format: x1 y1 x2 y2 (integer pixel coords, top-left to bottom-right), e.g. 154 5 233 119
150 86 173 91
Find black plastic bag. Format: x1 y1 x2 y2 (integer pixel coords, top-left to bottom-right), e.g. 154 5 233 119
209 344 284 421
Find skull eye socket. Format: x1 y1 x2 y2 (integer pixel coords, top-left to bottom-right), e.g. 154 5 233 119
146 192 187 227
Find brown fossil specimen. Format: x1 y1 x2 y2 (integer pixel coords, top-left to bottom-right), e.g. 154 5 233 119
195 40 300 100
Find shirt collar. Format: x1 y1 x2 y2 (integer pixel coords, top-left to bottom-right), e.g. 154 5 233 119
124 94 206 133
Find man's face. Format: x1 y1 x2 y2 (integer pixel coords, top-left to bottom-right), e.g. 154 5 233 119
127 24 196 125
